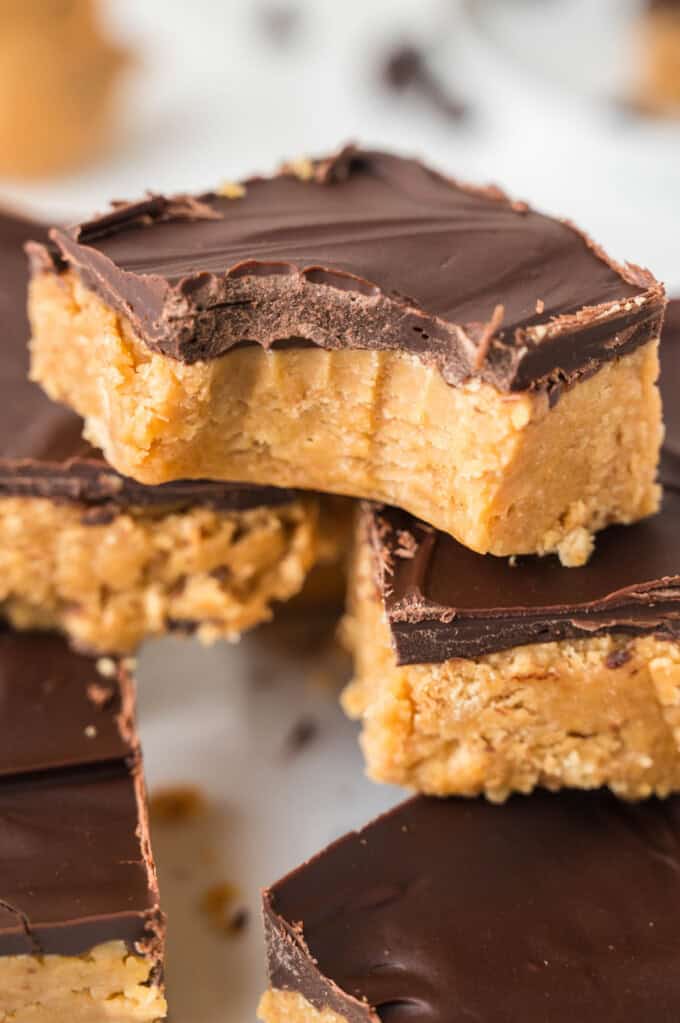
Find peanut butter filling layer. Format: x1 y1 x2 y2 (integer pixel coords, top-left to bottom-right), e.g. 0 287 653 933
0 496 318 653
0 940 166 1022
258 990 348 1023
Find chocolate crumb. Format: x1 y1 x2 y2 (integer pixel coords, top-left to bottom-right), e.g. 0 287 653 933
87 682 115 709
382 43 467 122
256 3 301 45
605 648 632 670
394 530 418 559
80 504 117 526
473 303 505 370
284 716 319 755
150 785 207 824
227 907 250 935
199 882 246 935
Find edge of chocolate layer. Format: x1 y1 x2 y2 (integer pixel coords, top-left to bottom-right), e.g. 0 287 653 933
0 628 134 778
41 146 665 393
0 454 301 510
359 299 679 666
365 499 680 664
0 627 164 963
0 761 164 958
0 208 297 511
262 791 680 1023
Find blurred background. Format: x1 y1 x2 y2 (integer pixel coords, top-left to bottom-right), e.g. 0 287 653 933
3 2 679 1020
2 0 680 287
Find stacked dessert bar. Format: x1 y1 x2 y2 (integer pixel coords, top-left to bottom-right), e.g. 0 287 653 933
0 629 165 1021
1 213 332 653
6 145 680 1018
0 209 340 1020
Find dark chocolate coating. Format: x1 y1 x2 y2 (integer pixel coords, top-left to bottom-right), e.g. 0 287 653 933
0 764 161 957
264 791 680 1023
0 209 296 509
362 301 680 665
46 148 664 392
0 627 133 778
371 495 680 664
0 627 162 961
660 300 680 486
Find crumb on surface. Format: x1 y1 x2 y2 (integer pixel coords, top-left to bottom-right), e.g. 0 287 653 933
394 530 417 559
96 656 117 678
199 882 249 936
606 648 633 670
87 682 115 708
284 716 320 755
150 784 207 824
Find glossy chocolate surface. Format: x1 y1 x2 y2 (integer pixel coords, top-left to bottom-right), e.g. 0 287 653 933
0 628 133 778
46 148 664 392
265 791 680 1022
0 628 161 959
0 764 161 957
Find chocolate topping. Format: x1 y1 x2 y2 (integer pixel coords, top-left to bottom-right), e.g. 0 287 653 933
0 628 162 960
264 791 680 1022
364 300 679 665
0 764 161 957
0 628 133 778
46 148 663 392
1 209 295 509
370 495 680 663
660 299 680 487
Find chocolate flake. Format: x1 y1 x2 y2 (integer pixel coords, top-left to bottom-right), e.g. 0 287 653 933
283 716 320 756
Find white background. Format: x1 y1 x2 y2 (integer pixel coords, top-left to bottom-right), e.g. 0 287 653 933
4 1 680 1019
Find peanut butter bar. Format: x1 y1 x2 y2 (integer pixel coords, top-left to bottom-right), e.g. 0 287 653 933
342 305 680 801
636 0 680 114
0 211 323 653
29 147 664 565
259 791 680 1023
0 627 166 1022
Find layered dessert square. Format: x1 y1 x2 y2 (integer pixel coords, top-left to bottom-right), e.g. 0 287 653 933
0 210 322 653
29 147 665 565
260 791 680 1022
0 627 166 1022
342 303 680 800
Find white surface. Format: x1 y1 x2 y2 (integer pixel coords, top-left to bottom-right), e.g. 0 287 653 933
3 2 680 1019
137 630 398 1023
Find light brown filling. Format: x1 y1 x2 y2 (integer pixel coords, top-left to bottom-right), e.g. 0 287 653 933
0 497 318 653
342 539 680 802
0 940 166 1022
258 989 350 1023
637 8 680 113
0 1 127 177
30 271 662 565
